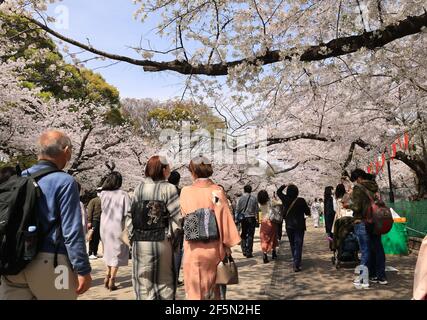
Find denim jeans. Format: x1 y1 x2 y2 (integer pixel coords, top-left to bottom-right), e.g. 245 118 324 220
286 228 305 269
354 222 370 277
368 232 386 279
241 217 257 255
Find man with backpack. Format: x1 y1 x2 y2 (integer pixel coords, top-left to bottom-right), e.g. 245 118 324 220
0 130 92 299
349 169 387 289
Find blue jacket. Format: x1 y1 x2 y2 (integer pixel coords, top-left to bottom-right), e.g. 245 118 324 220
24 160 91 276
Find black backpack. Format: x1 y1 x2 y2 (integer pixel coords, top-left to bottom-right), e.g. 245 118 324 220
0 167 59 275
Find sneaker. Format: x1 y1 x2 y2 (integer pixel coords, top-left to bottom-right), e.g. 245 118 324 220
89 255 98 260
353 277 369 289
370 277 388 285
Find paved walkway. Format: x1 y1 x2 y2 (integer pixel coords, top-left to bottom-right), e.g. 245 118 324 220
79 220 418 300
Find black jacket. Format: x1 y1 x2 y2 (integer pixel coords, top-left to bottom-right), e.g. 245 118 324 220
282 197 311 231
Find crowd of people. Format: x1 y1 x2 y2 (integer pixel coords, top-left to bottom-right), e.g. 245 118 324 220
0 130 426 300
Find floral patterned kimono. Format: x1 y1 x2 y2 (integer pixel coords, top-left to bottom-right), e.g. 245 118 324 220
180 179 241 300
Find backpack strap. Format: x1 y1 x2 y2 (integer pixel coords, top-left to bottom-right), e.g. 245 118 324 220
358 184 374 201
31 167 61 180
28 168 61 199
30 167 62 268
284 198 298 220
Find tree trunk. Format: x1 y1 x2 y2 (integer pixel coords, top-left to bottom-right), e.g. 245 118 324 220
415 170 427 199
395 151 427 198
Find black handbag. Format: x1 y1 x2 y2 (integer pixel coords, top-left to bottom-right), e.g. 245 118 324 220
184 208 219 241
236 196 251 223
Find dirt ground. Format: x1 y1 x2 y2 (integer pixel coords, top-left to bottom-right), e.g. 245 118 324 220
79 219 418 300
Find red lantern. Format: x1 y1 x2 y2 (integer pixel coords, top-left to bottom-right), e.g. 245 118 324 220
404 132 410 151
381 153 386 172
391 143 397 160
396 137 402 149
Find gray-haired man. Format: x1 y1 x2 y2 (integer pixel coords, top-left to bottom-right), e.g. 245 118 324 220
0 130 92 300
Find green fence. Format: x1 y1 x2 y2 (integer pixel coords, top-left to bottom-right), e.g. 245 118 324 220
386 200 427 238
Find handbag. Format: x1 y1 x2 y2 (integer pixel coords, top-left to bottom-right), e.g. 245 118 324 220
216 255 239 285
86 228 94 242
184 208 219 241
120 229 130 246
236 196 251 223
269 205 283 224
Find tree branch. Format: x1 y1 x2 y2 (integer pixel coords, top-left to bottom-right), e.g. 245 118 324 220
342 138 373 169
394 151 423 173
377 0 384 25
22 12 427 76
68 166 95 176
265 160 300 174
266 133 335 148
69 127 94 171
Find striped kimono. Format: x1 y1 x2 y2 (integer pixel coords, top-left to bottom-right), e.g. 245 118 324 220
125 178 182 300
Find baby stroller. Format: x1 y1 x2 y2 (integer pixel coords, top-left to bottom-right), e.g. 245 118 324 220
330 216 359 269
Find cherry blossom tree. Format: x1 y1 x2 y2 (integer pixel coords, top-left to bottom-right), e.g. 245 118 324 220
2 0 426 199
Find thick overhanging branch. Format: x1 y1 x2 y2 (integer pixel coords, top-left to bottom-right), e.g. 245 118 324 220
266 133 334 147
342 138 373 169
227 133 334 152
22 12 427 76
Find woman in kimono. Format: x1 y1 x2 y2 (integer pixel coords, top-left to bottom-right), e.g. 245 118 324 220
180 156 241 300
100 171 130 291
125 155 182 300
258 190 278 264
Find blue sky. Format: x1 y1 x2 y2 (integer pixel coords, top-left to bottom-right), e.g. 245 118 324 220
46 0 194 100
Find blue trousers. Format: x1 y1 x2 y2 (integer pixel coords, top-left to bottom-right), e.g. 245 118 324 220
368 232 386 279
241 217 257 255
354 222 370 277
286 228 305 268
